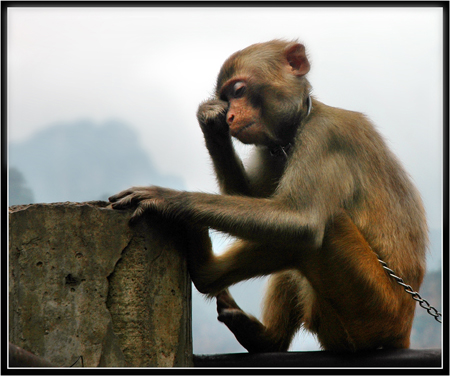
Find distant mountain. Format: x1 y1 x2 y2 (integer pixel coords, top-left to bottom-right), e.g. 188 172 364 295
9 119 185 204
9 167 35 205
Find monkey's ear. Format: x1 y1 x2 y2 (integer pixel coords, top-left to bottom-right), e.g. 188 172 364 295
285 43 310 77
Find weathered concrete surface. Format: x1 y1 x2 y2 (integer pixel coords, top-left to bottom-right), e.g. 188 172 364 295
106 210 193 367
9 201 192 367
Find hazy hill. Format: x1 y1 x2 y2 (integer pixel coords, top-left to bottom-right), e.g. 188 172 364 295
9 119 184 204
9 167 35 206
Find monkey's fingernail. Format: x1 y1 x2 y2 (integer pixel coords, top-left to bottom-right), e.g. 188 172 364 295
112 201 130 211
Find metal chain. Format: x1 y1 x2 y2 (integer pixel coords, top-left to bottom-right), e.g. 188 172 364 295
377 257 442 323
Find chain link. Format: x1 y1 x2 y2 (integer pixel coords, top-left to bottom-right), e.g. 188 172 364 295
377 258 442 323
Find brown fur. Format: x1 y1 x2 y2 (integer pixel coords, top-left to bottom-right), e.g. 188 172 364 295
109 39 427 352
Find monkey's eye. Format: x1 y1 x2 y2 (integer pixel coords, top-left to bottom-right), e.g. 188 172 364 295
232 82 246 98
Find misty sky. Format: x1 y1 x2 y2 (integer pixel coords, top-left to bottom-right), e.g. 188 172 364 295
7 6 443 231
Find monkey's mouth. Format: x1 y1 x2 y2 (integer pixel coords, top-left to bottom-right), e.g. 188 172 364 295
231 122 255 137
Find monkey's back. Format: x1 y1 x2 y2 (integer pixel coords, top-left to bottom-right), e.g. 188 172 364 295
291 100 428 286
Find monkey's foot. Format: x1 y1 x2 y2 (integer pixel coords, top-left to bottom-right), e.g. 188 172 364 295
216 290 280 353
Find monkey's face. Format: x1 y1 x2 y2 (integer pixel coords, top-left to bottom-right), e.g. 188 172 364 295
215 41 311 147
218 77 275 145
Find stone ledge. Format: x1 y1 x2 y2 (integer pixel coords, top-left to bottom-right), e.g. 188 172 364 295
193 349 442 368
9 201 192 367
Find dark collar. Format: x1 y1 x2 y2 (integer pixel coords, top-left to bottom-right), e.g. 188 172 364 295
269 95 312 159
269 143 293 158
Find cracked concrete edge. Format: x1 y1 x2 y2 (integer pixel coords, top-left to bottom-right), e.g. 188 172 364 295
9 201 131 366
106 216 193 367
9 201 193 367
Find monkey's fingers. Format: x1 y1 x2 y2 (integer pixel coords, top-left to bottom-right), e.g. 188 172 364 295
197 99 228 122
216 289 242 314
129 199 162 224
217 308 272 353
197 99 230 136
217 306 265 345
110 194 146 213
108 186 148 203
109 194 137 210
108 190 132 203
217 308 244 324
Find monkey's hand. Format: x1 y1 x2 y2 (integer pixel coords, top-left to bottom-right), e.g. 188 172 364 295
197 99 230 140
108 186 183 223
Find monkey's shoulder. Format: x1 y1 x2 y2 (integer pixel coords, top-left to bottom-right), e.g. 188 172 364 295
311 101 372 128
307 101 385 149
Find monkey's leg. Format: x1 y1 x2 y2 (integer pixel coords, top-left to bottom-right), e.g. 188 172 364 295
217 271 304 353
186 235 299 296
216 289 273 352
261 271 305 350
300 211 416 351
183 226 305 352
184 226 303 352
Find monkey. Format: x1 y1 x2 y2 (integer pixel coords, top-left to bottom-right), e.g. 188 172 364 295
109 39 428 353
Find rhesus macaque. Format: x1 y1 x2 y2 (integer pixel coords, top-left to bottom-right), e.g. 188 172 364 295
109 40 428 352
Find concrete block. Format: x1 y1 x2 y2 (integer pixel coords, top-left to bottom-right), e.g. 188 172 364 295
9 201 192 367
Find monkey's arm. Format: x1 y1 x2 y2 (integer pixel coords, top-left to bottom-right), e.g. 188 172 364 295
109 141 355 245
197 99 252 196
110 186 320 246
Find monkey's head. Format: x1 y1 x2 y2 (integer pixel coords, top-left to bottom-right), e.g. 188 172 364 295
215 39 312 147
